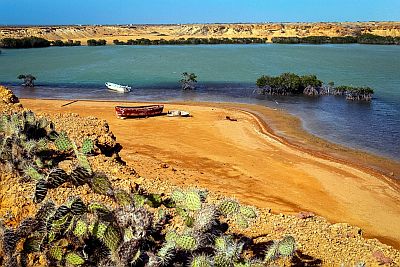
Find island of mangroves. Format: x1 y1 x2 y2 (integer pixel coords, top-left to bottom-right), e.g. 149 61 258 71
1 22 400 46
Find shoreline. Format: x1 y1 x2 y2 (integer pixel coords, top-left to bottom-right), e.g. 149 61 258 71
20 98 400 249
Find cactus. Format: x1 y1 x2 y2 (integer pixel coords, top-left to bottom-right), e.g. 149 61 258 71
46 168 68 188
165 231 179 243
234 213 249 229
22 236 42 253
70 166 91 186
81 138 94 154
76 151 91 172
219 199 239 216
103 225 121 252
37 117 49 129
114 189 132 206
123 228 134 242
34 179 48 203
73 220 88 237
277 236 296 257
157 242 175 266
171 189 186 203
184 190 202 211
54 132 72 151
70 197 86 215
65 252 85 265
49 246 64 261
90 173 113 195
176 234 197 251
146 193 163 207
118 240 140 265
214 254 231 267
88 202 111 216
193 205 217 232
239 206 257 219
2 228 19 256
133 194 146 207
191 255 212 267
264 241 278 263
91 221 108 239
23 165 43 181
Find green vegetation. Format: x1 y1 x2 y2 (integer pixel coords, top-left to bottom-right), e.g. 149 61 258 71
17 74 36 87
113 37 268 45
180 72 198 90
51 40 81 46
256 73 323 95
0 110 297 266
357 34 400 45
255 72 374 101
0 37 51 48
271 34 399 45
86 39 107 46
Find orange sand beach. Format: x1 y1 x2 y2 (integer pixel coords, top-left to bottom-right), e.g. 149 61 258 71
21 98 400 250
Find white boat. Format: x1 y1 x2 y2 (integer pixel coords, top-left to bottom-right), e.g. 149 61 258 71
105 82 131 93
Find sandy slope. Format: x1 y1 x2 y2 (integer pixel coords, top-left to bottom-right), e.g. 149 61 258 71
21 99 400 250
1 22 400 44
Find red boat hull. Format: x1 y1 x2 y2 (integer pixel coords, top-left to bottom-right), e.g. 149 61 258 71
115 105 164 118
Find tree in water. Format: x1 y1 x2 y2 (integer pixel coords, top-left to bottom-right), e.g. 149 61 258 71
180 72 197 90
17 74 36 87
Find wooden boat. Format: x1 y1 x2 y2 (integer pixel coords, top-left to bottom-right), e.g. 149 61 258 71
105 82 131 93
115 105 164 118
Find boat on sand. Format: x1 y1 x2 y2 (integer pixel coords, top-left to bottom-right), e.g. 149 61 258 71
105 82 131 93
115 105 164 118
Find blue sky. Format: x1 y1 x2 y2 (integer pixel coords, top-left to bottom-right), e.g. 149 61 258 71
1 0 399 25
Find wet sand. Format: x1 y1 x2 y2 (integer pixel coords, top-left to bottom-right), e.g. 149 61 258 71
21 98 400 249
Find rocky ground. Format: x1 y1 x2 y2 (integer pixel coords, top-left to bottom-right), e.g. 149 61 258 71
0 86 399 266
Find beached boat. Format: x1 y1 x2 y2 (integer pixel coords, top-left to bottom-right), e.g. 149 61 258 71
115 105 164 118
105 82 131 93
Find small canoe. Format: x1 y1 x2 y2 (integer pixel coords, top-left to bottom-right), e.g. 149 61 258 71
105 82 131 93
115 105 164 118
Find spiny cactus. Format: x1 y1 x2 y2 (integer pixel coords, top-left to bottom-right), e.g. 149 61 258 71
23 165 43 181
193 204 218 232
103 225 121 252
70 198 87 215
165 230 179 243
46 167 68 188
54 132 72 151
239 206 257 219
264 241 278 263
157 242 175 266
90 173 113 195
114 189 132 206
191 254 212 267
70 166 91 186
184 190 202 211
65 252 85 265
277 235 296 257
176 234 198 250
81 138 94 154
171 189 186 203
234 213 249 229
49 245 64 261
219 199 240 216
73 220 88 237
34 179 48 203
214 253 231 267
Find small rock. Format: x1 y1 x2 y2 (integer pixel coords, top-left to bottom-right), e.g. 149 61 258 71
161 163 169 168
296 211 315 219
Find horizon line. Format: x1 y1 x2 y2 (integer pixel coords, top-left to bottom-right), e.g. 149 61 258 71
1 20 399 27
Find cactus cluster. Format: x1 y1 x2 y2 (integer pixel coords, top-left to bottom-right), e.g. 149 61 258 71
0 110 298 266
218 199 258 229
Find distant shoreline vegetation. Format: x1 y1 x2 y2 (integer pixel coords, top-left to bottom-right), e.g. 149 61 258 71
0 34 399 49
255 73 374 101
113 37 268 45
271 34 400 45
0 37 81 48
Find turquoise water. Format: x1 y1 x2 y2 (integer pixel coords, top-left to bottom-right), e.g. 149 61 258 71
0 44 399 159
